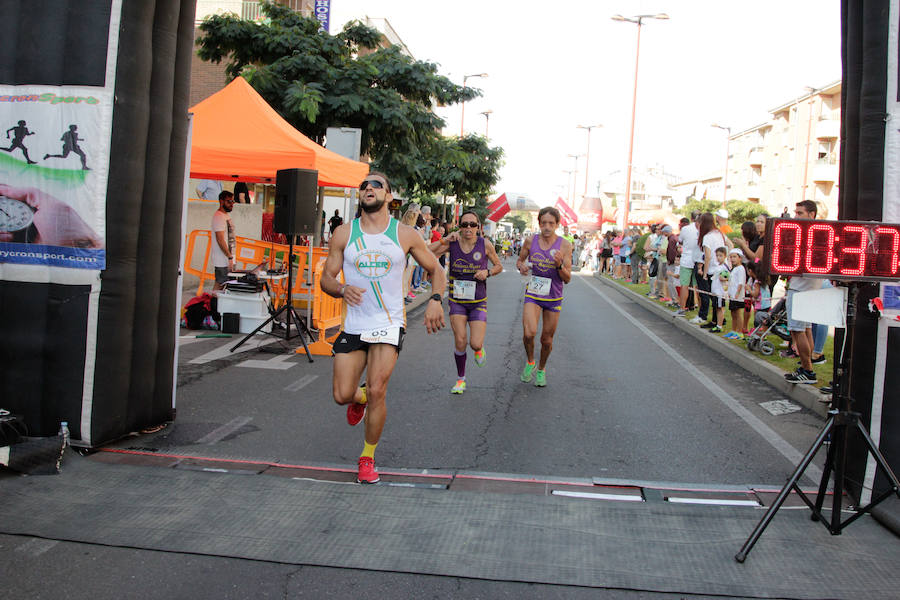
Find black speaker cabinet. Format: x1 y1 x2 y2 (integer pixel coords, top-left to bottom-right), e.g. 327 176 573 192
274 168 319 236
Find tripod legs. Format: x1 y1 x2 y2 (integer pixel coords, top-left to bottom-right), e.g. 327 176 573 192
737 411 900 563
228 303 313 362
735 415 835 563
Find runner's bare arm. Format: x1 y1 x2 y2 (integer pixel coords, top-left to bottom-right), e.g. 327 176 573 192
516 236 532 275
556 239 573 284
480 239 503 280
427 231 456 255
403 225 446 333
320 223 364 305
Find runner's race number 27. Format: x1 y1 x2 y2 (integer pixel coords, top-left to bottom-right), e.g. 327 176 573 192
764 218 900 281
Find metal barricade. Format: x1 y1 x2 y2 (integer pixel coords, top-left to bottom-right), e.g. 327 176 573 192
303 257 345 356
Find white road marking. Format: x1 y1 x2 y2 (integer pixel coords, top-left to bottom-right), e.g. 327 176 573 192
285 374 318 392
579 275 824 484
188 337 277 364
15 539 59 556
667 497 761 507
551 490 645 502
194 416 253 445
236 355 295 370
759 400 802 416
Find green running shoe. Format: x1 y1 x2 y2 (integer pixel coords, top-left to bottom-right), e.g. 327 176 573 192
474 348 486 367
520 362 535 383
534 370 547 387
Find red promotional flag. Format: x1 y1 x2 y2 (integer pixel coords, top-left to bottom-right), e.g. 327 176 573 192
486 193 510 221
555 197 578 227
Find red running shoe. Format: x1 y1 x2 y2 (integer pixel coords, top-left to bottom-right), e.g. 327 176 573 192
357 456 379 484
346 384 366 426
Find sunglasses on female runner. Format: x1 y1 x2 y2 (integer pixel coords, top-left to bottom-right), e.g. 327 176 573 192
358 180 385 190
458 222 479 228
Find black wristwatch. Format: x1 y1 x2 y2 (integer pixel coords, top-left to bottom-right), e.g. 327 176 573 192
430 293 442 303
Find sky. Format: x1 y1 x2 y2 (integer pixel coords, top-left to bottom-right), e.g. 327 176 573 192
329 0 842 204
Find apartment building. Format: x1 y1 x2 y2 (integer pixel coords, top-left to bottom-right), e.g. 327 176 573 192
723 81 841 218
598 166 679 211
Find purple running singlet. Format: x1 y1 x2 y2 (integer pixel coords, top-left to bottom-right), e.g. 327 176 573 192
523 235 564 312
448 237 488 322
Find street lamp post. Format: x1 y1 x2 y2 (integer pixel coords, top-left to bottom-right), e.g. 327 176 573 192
460 72 488 136
711 123 731 208
577 124 602 199
802 87 817 202
612 13 669 229
480 110 493 138
567 154 584 204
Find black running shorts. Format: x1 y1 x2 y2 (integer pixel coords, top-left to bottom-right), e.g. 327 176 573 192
332 328 406 354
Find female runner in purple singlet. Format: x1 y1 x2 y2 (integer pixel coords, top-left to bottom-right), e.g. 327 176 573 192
516 207 572 387
429 211 502 394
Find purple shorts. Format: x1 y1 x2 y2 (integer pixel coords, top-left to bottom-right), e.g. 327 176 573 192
523 296 562 313
449 299 487 321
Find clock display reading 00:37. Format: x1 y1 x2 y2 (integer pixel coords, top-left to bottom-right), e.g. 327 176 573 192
763 218 900 281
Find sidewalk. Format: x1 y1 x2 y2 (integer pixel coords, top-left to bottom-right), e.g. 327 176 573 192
592 270 830 418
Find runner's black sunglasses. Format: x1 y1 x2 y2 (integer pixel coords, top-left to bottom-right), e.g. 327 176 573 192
359 180 385 190
458 222 479 228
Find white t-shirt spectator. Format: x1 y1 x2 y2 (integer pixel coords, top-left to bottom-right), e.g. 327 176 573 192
789 275 825 292
702 230 729 265
728 264 746 300
678 223 699 267
709 259 727 298
211 210 234 268
196 179 222 200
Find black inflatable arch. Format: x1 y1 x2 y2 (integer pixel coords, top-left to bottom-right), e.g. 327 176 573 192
0 0 195 445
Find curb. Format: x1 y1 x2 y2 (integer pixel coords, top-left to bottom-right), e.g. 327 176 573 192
592 272 829 418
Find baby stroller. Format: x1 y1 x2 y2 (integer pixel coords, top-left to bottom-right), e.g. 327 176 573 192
746 297 792 356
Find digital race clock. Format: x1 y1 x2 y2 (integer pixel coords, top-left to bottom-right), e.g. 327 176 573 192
763 218 900 281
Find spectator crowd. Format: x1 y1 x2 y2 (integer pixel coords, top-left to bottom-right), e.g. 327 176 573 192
578 201 832 392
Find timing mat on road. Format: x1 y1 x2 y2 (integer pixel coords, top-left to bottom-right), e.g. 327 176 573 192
1 455 898 599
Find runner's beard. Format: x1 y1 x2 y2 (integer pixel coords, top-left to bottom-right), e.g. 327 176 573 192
360 197 385 213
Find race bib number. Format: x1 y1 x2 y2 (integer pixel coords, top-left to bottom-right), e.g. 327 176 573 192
360 326 401 345
453 279 476 300
527 276 551 296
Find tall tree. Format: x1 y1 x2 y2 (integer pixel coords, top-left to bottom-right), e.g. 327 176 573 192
196 1 485 189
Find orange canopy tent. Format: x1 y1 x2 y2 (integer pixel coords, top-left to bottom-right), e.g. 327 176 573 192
189 77 369 187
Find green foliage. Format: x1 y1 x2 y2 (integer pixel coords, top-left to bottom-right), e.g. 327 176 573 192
376 134 503 205
502 214 528 233
676 199 770 228
196 1 498 193
725 200 770 224
633 233 650 256
676 199 721 217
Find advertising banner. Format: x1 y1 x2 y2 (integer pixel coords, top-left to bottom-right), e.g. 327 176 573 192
314 0 330 33
554 197 578 227
0 86 111 272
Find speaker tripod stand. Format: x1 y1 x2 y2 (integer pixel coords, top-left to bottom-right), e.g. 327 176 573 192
735 282 900 562
230 235 313 362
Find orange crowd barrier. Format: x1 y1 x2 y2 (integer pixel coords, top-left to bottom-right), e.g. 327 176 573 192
183 230 328 307
303 257 345 356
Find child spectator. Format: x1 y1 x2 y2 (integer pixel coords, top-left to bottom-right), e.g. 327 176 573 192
744 262 762 336
724 249 747 339
704 247 728 332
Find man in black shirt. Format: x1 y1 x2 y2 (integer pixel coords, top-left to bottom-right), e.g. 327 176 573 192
328 209 343 237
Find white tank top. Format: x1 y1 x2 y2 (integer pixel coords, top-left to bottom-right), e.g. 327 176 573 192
342 217 407 334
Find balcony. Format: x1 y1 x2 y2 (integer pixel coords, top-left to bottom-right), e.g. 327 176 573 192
816 118 840 139
812 157 838 182
748 147 763 166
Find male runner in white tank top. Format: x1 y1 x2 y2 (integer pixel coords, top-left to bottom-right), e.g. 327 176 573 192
320 171 446 483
